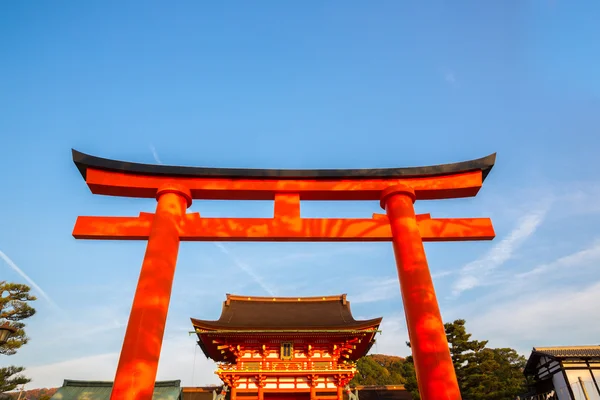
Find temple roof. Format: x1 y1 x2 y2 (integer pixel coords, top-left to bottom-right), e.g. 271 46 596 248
72 149 496 181
191 294 382 331
50 380 182 400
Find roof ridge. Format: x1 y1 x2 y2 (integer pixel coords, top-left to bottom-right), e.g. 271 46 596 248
534 345 600 350
62 380 181 387
225 293 347 304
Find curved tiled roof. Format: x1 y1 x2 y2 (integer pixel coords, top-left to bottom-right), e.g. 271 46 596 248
192 294 382 331
51 380 181 400
533 345 600 358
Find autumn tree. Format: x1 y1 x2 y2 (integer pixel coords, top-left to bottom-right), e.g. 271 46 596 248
404 319 528 400
0 387 57 400
0 281 37 394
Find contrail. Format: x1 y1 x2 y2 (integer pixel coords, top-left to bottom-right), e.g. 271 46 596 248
149 144 162 164
214 243 276 296
0 249 60 310
147 146 276 297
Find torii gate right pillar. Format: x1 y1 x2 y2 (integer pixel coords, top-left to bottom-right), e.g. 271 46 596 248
381 184 461 400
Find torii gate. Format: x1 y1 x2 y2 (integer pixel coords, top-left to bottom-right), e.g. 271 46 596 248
71 149 496 400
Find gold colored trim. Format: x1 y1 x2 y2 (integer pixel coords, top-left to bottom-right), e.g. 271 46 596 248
216 368 357 374
225 294 347 303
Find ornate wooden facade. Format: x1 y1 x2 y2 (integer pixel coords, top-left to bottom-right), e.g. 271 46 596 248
192 294 381 400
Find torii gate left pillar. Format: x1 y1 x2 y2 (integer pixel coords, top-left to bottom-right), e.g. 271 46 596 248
110 184 191 400
71 149 496 400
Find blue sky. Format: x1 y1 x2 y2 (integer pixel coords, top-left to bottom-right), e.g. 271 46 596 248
1 0 600 389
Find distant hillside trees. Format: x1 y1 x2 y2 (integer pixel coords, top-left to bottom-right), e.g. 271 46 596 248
0 281 37 395
351 354 406 386
2 387 57 400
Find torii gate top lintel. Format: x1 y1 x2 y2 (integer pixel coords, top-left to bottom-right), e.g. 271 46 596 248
72 149 496 182
72 149 496 201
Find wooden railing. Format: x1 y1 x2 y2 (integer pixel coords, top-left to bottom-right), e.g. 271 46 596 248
217 361 355 372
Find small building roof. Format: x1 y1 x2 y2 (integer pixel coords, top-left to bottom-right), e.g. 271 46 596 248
181 386 220 400
524 345 600 375
191 294 382 331
50 380 182 400
531 345 600 358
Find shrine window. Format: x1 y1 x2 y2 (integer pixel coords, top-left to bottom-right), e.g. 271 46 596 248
280 342 293 360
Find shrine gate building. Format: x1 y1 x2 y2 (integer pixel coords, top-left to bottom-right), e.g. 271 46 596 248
192 294 381 400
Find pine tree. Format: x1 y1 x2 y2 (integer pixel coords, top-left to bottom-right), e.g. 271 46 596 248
0 367 29 394
403 320 528 400
399 355 419 399
0 281 37 394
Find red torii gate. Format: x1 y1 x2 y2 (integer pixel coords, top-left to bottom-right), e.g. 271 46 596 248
71 149 496 400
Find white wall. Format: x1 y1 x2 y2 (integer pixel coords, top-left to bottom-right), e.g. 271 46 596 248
553 371 572 400
565 369 600 400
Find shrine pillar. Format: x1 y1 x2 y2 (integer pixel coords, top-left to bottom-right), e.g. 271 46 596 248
308 375 318 400
380 185 461 400
256 375 265 400
110 184 192 400
334 376 345 400
230 385 237 400
336 385 343 400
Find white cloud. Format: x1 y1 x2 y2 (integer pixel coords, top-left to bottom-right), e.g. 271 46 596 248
23 335 221 389
44 316 126 346
157 334 221 386
560 183 600 216
452 205 549 296
347 268 453 306
468 280 600 353
369 314 410 357
432 270 454 279
25 352 119 388
518 239 600 278
351 277 399 304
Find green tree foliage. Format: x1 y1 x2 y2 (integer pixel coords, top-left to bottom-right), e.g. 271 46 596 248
0 281 36 356
403 319 528 400
399 355 419 399
0 367 30 395
351 354 406 386
0 281 37 394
